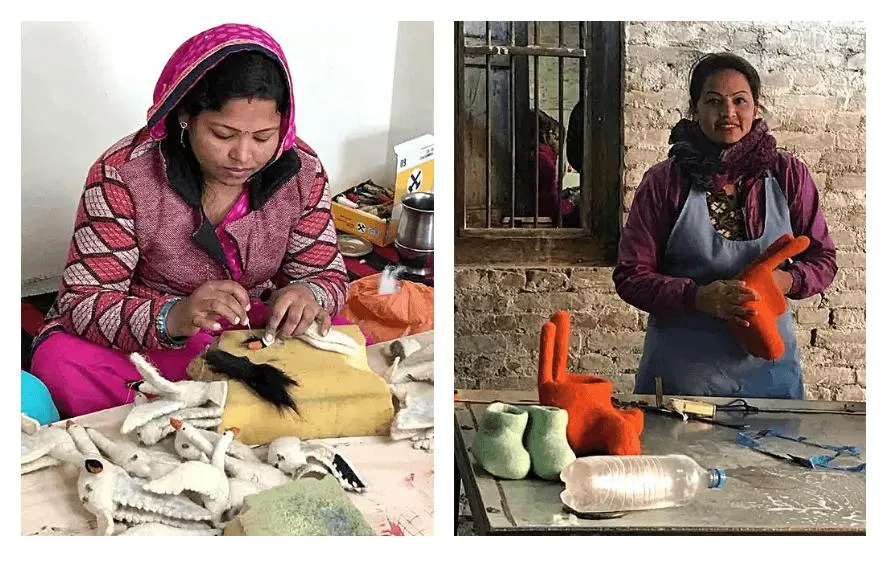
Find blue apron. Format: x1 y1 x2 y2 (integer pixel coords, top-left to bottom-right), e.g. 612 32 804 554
634 172 803 399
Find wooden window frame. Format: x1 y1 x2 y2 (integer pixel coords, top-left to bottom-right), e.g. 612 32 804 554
454 21 624 266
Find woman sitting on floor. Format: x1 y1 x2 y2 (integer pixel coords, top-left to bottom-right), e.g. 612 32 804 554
31 24 348 418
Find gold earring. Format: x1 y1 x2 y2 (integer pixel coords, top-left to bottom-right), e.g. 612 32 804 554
179 121 188 147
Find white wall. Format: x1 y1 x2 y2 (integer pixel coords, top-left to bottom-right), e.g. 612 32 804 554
21 20 433 293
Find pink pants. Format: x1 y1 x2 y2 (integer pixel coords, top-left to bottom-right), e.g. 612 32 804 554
31 303 367 419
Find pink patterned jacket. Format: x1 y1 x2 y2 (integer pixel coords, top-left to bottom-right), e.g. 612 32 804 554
37 24 348 352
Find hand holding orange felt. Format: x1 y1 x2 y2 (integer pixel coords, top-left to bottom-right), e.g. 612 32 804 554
538 311 643 456
728 233 810 360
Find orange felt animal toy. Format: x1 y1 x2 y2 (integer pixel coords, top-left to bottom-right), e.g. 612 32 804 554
538 311 643 456
728 233 810 360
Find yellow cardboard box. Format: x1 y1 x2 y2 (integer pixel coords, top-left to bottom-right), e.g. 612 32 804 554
333 134 434 247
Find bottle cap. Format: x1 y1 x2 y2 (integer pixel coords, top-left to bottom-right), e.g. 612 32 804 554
708 467 726 488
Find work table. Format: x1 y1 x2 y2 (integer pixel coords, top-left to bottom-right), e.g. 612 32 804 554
455 390 865 535
22 332 435 536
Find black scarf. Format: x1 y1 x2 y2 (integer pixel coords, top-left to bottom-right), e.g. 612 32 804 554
668 118 778 190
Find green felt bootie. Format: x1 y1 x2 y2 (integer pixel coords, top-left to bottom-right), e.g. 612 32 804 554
524 405 577 480
471 402 531 480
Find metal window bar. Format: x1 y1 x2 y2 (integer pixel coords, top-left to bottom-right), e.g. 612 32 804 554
578 22 588 233
464 45 587 57
532 22 539 229
457 22 623 268
460 21 587 233
556 23 565 229
485 22 492 228
510 21 516 229
455 22 466 231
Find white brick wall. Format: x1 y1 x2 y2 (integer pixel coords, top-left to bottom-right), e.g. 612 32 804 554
456 21 866 401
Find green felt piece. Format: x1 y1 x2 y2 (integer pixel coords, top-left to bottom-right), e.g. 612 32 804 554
471 402 531 480
523 405 576 481
238 475 374 536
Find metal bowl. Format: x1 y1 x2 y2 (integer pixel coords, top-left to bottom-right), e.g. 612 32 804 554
337 234 373 257
394 241 434 276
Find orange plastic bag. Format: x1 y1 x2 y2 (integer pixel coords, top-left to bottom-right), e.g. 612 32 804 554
339 274 434 344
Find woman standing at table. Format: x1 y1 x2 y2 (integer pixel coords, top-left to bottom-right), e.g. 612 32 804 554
613 53 837 399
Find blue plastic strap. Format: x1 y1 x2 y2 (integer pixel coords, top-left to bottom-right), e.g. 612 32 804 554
736 428 866 473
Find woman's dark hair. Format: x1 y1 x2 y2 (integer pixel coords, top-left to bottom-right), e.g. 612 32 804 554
688 52 762 116
167 50 288 135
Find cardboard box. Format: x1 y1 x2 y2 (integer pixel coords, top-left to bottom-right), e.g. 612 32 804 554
333 134 434 247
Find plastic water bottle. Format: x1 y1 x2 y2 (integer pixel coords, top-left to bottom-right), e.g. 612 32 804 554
559 454 725 513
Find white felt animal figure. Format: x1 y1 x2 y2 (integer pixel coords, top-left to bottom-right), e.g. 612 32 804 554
174 420 289 488
297 321 360 356
111 505 217 532
21 423 82 472
116 522 221 536
267 436 366 492
390 382 434 433
174 425 260 463
129 353 228 406
133 413 220 447
221 477 268 522
24 416 218 535
121 353 227 434
21 455 64 474
66 421 102 458
86 427 180 479
267 436 310 475
165 423 268 523
21 413 40 435
387 340 434 383
141 429 232 523
77 457 214 536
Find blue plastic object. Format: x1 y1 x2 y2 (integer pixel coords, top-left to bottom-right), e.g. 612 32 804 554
736 428 865 473
21 370 60 425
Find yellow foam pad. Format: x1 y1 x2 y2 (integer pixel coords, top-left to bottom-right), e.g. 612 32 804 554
187 327 394 445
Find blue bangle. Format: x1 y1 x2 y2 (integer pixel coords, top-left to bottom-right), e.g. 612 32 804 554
156 298 187 347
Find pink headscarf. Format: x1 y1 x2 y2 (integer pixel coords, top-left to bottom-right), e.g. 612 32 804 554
146 23 297 159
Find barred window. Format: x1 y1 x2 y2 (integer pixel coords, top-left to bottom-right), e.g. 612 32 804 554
455 21 623 266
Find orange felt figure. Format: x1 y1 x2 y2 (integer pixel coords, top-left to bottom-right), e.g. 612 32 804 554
728 233 810 360
538 311 644 456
